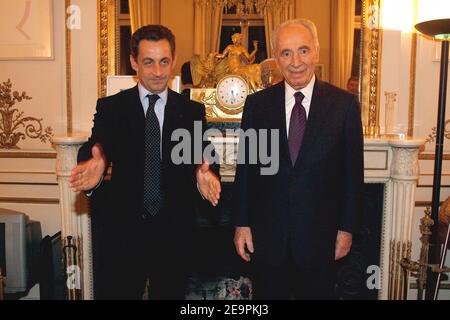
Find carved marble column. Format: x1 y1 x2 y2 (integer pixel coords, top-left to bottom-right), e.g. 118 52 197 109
51 134 91 300
385 139 424 300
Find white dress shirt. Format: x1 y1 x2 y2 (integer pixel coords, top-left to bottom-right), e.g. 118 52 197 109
138 82 168 137
285 74 316 136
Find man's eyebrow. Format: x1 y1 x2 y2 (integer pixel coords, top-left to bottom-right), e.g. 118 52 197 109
142 57 170 62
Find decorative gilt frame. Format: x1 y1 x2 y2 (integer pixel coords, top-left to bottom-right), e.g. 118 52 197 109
360 0 383 136
97 0 119 98
98 1 384 131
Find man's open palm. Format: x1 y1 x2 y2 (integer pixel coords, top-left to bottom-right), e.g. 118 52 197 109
69 143 106 192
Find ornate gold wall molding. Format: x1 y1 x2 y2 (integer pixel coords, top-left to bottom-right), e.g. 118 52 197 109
408 33 418 137
0 79 53 149
361 0 382 136
0 152 56 159
426 119 450 143
419 153 450 160
98 0 118 98
65 0 73 133
0 197 59 204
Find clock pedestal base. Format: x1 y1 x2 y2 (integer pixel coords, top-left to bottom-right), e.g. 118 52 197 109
190 86 246 123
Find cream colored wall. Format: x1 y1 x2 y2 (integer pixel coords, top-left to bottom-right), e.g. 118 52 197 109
0 0 98 237
414 36 450 148
413 35 450 300
160 0 195 77
0 0 67 143
70 0 99 133
0 0 66 237
380 16 450 299
379 29 413 135
296 0 331 82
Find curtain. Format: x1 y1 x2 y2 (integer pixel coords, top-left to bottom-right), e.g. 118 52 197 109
193 0 224 58
129 0 161 33
264 0 295 58
330 0 355 89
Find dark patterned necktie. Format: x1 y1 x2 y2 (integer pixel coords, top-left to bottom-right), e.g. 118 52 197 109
288 91 306 166
143 94 163 217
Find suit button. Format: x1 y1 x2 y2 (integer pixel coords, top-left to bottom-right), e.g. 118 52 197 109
142 212 149 220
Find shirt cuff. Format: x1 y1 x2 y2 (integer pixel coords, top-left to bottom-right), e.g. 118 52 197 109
85 175 104 197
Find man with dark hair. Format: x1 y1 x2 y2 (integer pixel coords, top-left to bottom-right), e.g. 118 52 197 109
180 61 193 99
347 76 359 96
233 19 363 299
69 24 220 299
130 24 176 58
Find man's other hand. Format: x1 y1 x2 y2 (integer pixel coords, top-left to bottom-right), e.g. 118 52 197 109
69 143 106 192
196 161 221 206
335 230 352 260
234 227 254 262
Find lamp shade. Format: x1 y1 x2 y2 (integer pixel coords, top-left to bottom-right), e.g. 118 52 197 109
415 0 450 39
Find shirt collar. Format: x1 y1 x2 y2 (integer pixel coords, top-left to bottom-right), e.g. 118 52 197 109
285 74 316 103
138 82 168 105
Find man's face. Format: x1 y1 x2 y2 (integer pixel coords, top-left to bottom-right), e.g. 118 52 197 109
274 24 319 90
347 79 359 95
130 39 176 93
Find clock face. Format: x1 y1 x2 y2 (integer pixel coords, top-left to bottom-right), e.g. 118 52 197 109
216 76 249 110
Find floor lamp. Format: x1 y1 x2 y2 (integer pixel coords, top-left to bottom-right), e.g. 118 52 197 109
415 14 450 300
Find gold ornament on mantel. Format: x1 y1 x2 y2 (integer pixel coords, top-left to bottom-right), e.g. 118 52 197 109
0 79 53 149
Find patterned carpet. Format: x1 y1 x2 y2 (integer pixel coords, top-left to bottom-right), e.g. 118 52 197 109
186 276 252 300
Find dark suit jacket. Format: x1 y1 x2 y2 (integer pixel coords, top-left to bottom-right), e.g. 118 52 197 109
78 86 210 265
233 80 364 268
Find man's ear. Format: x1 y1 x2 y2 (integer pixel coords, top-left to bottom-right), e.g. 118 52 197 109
130 55 138 73
314 45 320 64
274 54 281 70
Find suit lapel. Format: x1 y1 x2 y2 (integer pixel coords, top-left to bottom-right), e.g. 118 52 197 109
294 78 327 168
162 89 184 163
127 85 146 141
269 82 291 168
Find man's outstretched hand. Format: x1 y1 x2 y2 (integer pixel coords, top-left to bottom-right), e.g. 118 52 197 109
69 143 106 192
335 230 352 260
196 161 221 206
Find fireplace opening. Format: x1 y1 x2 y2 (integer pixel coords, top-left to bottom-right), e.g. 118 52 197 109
335 183 384 300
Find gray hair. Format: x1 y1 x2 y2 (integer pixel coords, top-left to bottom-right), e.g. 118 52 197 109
272 19 320 54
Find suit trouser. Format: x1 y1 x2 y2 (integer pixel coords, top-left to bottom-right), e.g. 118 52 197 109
252 245 336 300
94 214 188 300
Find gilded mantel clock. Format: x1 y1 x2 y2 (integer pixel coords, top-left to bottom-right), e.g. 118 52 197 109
190 75 251 122
215 75 249 114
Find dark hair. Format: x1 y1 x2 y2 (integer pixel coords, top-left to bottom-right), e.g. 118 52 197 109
347 76 359 85
181 61 192 85
130 25 176 59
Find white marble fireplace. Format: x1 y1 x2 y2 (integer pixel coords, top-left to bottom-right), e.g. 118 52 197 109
52 134 424 300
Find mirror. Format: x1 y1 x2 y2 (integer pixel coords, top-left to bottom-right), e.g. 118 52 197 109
97 0 382 135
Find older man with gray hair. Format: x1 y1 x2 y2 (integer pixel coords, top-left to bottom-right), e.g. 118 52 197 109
233 19 364 299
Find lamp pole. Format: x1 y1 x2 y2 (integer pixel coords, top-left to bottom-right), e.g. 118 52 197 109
426 39 449 300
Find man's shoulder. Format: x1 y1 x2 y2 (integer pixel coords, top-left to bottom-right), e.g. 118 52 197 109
97 86 137 107
317 80 356 101
169 89 204 111
248 81 284 101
